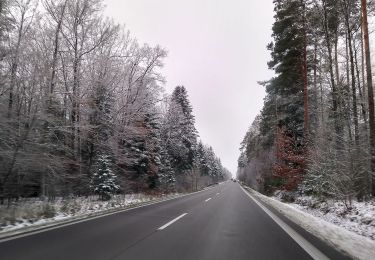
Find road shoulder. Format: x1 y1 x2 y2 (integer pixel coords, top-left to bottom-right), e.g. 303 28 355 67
0 186 217 243
241 184 375 260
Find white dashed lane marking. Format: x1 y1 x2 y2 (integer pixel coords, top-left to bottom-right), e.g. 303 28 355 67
158 213 188 230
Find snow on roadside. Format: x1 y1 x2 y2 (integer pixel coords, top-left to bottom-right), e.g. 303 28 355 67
0 193 181 235
244 186 375 260
284 195 375 241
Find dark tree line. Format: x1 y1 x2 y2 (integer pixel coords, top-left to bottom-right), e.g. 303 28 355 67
238 0 375 203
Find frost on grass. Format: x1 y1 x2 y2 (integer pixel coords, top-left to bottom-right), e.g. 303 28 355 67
246 187 375 260
0 193 180 234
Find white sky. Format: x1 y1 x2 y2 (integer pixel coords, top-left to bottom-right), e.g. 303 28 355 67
104 0 274 175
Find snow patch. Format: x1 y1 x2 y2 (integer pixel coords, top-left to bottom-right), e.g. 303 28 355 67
0 193 181 236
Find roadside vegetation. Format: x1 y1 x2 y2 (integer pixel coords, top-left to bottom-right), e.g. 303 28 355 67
238 0 375 238
0 0 231 227
0 193 184 233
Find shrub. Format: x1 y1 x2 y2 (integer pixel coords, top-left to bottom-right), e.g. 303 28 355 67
42 204 56 218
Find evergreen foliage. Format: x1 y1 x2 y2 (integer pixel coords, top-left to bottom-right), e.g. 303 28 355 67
163 86 198 173
238 0 374 203
0 0 230 202
90 154 119 201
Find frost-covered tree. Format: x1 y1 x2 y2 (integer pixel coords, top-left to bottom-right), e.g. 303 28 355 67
0 0 226 201
196 141 210 176
193 141 226 185
120 108 170 191
238 0 375 202
158 144 176 192
90 154 119 200
163 86 198 173
141 111 165 190
87 65 115 166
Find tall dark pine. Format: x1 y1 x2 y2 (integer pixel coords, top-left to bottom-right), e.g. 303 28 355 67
158 144 176 192
87 79 118 196
301 0 309 137
121 112 162 191
142 112 165 190
268 0 306 134
164 86 198 173
267 0 308 190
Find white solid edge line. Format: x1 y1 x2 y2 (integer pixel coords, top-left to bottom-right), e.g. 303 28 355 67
205 198 212 202
0 186 219 243
158 213 188 230
240 186 329 260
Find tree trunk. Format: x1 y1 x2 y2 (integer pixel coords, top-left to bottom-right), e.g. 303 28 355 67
49 0 67 105
361 0 375 196
302 1 309 138
8 11 25 118
354 34 367 128
322 1 341 135
344 1 359 144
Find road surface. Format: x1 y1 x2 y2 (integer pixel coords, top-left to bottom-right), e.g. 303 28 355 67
0 182 350 260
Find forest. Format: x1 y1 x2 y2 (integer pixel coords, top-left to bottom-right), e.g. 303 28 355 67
0 0 230 203
238 0 375 203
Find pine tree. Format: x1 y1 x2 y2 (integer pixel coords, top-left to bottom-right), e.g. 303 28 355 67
88 80 114 159
90 154 119 200
268 0 306 134
158 144 176 192
196 141 210 176
265 0 310 191
163 86 198 173
361 0 375 196
121 109 170 191
121 116 153 191
143 111 164 190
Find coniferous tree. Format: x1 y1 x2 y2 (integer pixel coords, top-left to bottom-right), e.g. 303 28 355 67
158 144 176 192
143 111 164 190
88 80 114 163
267 0 309 189
361 0 375 196
121 109 169 191
268 0 307 133
163 86 198 173
239 0 374 202
90 154 119 200
0 0 230 201
196 141 210 176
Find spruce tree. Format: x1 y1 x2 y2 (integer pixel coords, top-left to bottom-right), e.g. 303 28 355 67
122 110 170 191
143 111 164 190
268 0 306 133
163 86 198 173
158 144 176 192
87 79 114 166
90 154 119 200
265 0 309 190
196 141 210 176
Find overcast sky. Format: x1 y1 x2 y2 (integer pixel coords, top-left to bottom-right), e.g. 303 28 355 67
104 0 274 175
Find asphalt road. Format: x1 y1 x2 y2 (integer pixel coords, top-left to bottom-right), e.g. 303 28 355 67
0 182 350 260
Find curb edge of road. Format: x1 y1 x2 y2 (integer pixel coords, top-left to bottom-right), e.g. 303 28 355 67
240 184 375 260
0 184 220 243
239 185 329 260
